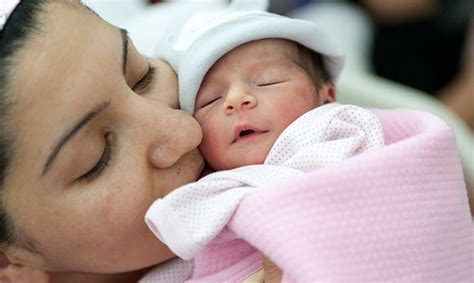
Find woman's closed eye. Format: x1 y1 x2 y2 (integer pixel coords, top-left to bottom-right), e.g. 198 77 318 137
133 63 156 93
78 133 113 183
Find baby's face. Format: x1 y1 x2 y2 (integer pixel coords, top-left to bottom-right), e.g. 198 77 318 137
194 39 332 170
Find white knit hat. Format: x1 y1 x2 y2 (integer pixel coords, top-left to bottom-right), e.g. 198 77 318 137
156 0 345 114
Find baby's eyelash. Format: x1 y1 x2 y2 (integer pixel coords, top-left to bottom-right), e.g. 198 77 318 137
133 64 156 92
256 80 284 87
200 96 222 108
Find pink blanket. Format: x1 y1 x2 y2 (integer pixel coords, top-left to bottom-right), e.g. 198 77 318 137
222 109 473 282
141 109 473 282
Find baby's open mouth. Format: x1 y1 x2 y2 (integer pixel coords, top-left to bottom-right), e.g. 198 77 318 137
239 129 255 137
233 124 267 143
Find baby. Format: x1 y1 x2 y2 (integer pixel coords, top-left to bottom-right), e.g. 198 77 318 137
145 1 385 281
194 38 336 171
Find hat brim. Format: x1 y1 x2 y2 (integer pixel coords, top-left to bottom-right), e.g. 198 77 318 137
178 13 345 113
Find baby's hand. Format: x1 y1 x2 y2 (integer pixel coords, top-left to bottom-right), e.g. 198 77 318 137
262 256 282 283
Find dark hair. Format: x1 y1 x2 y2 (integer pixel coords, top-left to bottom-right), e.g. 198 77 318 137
0 0 51 248
296 43 331 88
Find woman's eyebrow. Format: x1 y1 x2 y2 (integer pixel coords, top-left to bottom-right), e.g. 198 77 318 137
41 28 128 177
42 101 111 177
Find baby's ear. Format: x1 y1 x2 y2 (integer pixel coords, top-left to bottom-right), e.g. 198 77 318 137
318 83 336 104
0 252 49 283
230 0 269 11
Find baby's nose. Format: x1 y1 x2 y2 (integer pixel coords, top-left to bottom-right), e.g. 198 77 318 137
223 84 257 115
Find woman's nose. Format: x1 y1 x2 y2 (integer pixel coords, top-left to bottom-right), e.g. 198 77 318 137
147 110 202 169
148 143 178 169
223 83 257 115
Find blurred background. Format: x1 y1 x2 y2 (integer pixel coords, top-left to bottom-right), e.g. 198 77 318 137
83 0 473 212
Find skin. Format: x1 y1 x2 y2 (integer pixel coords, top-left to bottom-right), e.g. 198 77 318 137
0 2 204 282
439 20 474 131
360 0 440 23
194 39 335 170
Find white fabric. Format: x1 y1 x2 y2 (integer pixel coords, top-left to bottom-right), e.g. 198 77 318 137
153 0 344 113
138 257 193 283
0 0 20 31
145 103 385 260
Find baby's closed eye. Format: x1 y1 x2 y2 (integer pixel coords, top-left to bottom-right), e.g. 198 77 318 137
256 80 285 87
254 69 287 87
196 89 223 109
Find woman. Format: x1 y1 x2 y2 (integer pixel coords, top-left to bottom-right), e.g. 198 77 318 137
1 1 472 282
0 0 204 282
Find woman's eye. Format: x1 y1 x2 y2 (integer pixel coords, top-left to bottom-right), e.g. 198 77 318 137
78 133 113 183
133 64 156 93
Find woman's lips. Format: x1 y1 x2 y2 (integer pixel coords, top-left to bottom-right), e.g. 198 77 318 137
232 124 267 143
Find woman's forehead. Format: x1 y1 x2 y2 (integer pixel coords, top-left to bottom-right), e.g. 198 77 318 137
11 3 118 108
7 2 121 171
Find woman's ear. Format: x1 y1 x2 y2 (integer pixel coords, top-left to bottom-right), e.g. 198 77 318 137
318 82 336 105
0 251 49 283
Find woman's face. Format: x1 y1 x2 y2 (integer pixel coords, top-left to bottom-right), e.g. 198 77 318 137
1 2 203 274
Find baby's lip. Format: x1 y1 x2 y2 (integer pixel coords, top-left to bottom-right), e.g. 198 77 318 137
233 123 267 143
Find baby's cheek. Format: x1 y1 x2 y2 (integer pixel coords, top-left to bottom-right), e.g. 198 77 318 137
198 139 215 161
198 118 222 150
198 137 225 169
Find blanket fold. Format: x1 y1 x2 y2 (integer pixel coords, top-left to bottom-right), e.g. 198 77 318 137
141 108 472 282
227 109 472 282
